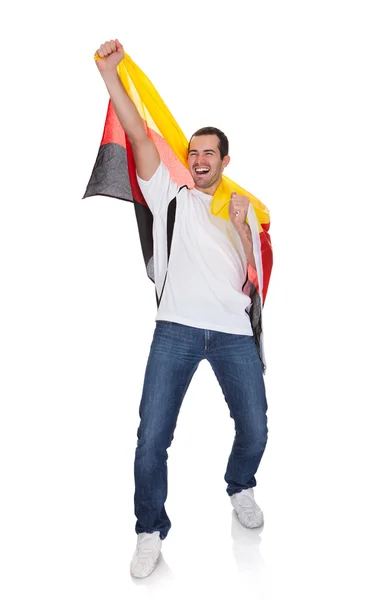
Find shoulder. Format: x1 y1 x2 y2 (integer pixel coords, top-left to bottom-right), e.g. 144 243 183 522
137 161 170 189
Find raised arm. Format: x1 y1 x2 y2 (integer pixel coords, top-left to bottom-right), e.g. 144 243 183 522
95 39 160 181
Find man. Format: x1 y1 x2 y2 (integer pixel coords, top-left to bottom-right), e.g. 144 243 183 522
95 39 268 579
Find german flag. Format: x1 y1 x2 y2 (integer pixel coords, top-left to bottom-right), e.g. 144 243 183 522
83 53 273 306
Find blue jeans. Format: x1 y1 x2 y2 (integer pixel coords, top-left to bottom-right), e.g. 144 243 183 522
134 321 268 540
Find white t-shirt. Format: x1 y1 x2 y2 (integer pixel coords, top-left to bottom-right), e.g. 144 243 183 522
137 162 253 336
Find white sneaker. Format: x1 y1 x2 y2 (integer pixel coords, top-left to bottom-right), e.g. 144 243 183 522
130 531 162 578
231 488 264 528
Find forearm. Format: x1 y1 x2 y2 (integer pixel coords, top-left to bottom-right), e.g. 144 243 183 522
237 223 256 270
101 70 146 143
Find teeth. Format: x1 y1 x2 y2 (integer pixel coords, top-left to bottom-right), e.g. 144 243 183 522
195 168 209 173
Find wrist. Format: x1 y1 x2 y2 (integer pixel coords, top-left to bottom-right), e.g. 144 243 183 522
101 68 120 84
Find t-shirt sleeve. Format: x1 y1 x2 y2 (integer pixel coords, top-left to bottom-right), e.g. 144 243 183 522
136 161 179 215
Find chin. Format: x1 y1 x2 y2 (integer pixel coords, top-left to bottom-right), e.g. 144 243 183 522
195 178 212 189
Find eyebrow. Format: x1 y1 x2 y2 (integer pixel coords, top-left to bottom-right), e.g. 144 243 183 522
188 149 216 154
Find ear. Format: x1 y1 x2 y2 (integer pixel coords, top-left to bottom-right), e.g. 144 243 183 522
222 155 231 169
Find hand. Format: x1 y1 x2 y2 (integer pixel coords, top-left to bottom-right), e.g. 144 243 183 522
95 39 125 74
228 192 249 230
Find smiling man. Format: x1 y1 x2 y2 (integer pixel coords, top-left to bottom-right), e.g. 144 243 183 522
95 39 268 579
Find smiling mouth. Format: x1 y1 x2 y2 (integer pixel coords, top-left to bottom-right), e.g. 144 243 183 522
194 168 210 175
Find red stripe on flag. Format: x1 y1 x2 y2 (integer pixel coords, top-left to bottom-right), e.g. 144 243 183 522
247 231 272 305
261 231 273 304
101 102 127 148
248 263 259 292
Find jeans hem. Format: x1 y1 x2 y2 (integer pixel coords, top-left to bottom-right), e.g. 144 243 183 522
226 485 256 497
136 529 167 541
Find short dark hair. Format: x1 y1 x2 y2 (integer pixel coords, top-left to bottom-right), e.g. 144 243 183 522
188 126 229 159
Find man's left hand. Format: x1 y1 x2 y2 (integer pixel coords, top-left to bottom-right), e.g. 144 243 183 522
228 192 249 230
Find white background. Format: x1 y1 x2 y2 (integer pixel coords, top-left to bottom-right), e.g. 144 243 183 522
1 1 379 598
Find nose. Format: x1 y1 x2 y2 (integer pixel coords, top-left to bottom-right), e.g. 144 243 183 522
195 154 209 166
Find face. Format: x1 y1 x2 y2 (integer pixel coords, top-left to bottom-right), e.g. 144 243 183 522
187 134 230 192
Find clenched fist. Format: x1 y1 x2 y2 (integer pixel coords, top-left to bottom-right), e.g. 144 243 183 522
228 192 249 230
94 39 125 74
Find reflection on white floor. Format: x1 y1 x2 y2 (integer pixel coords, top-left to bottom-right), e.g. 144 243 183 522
230 510 266 574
